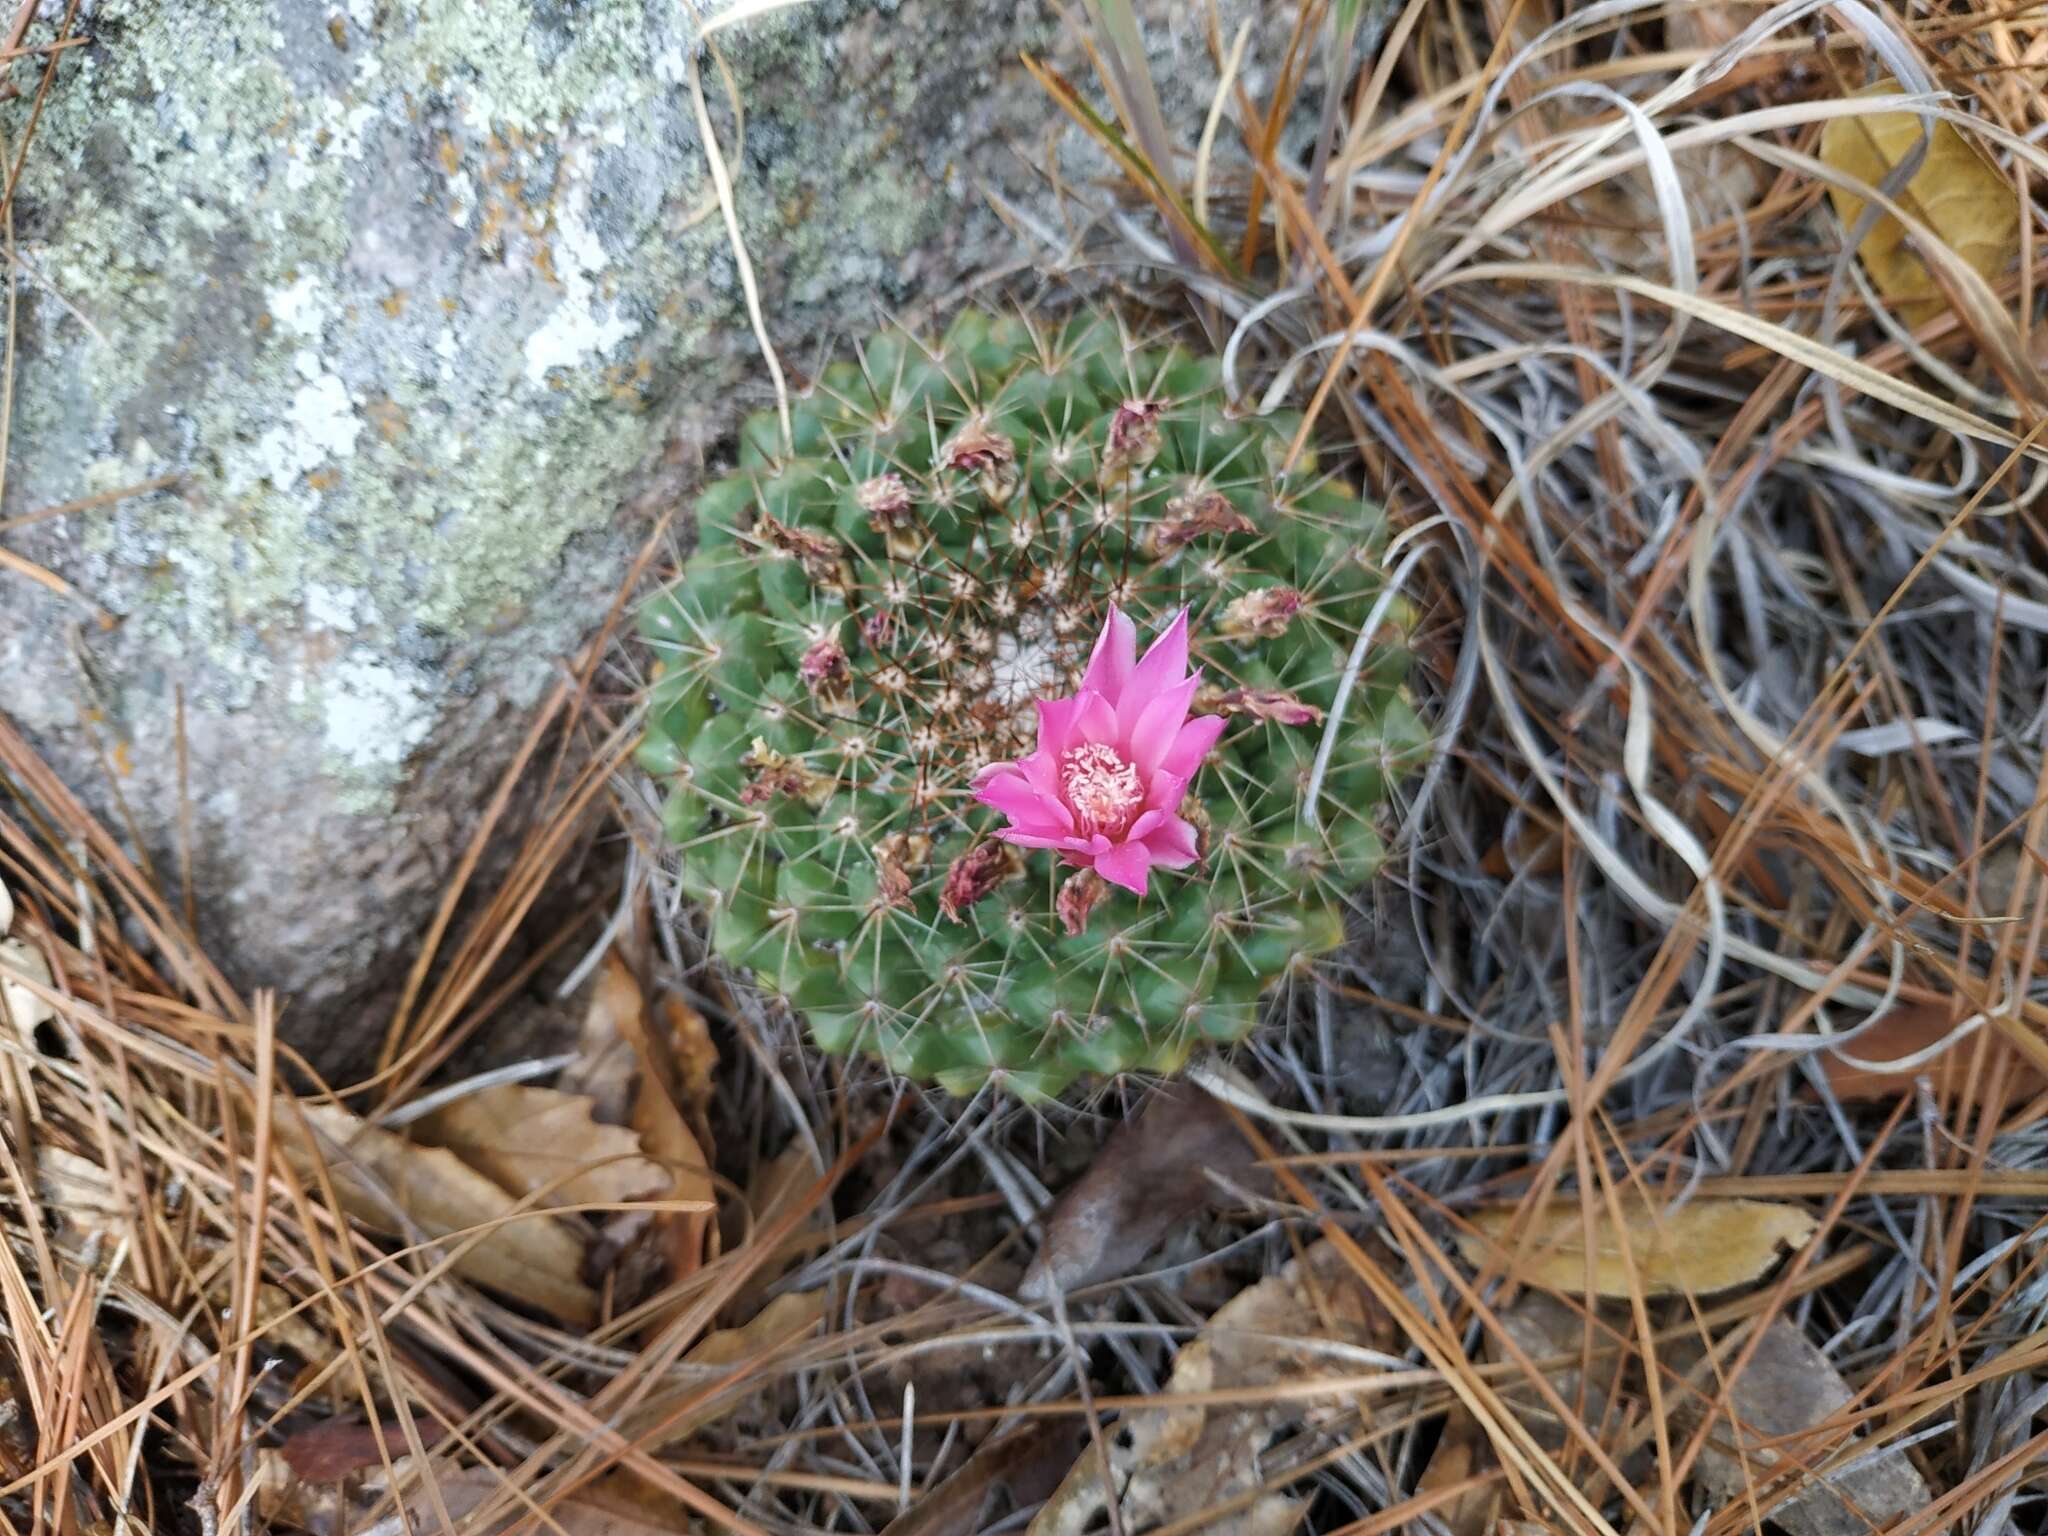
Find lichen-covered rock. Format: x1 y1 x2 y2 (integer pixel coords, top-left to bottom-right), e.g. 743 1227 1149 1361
0 0 1268 1064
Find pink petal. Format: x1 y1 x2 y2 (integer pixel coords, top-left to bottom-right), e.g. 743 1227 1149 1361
1120 608 1191 716
971 759 1014 788
1157 712 1226 780
1137 813 1200 867
1126 675 1199 775
1073 689 1119 748
1126 808 1166 840
996 827 1096 853
1016 745 1062 799
977 773 1072 836
1140 770 1189 815
1094 840 1154 896
1080 605 1137 701
1034 697 1082 758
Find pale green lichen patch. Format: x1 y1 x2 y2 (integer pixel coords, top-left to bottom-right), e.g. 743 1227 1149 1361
1 0 1262 1017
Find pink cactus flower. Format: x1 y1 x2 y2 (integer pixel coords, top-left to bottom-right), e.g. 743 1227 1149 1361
971 606 1225 896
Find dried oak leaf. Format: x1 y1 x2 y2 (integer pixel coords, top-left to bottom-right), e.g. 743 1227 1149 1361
275 1099 601 1325
412 1084 668 1214
1822 84 2020 325
1020 1083 1253 1300
1457 1195 1815 1299
1819 1002 2047 1105
882 1419 1087 1536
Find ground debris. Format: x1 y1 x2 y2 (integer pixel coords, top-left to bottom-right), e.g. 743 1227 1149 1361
1021 1082 1253 1300
1457 1195 1817 1298
1675 1318 1936 1536
1029 1238 1396 1536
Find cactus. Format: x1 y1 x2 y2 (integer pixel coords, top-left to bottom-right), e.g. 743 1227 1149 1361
637 311 1424 1099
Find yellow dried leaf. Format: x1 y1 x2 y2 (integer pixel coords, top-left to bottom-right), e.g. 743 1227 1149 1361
1457 1196 1816 1298
1821 85 2020 324
276 1099 601 1325
412 1084 669 1213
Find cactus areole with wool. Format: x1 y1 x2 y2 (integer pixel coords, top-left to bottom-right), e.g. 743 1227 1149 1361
637 312 1424 1098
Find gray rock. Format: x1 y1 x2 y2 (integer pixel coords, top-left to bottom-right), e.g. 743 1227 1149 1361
0 0 1268 1063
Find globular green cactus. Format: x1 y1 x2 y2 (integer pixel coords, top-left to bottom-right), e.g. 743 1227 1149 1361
637 310 1423 1099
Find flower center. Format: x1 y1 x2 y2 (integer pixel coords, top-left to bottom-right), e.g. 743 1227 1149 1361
1060 743 1144 835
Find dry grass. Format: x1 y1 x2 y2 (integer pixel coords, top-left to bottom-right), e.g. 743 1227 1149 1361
8 1 2048 1534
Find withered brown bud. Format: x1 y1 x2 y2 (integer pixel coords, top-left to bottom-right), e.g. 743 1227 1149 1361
1056 869 1108 937
755 513 848 585
939 840 1021 923
1220 585 1305 640
1101 397 1166 477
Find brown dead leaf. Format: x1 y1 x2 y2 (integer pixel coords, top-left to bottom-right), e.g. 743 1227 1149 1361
1819 1002 2047 1105
555 947 646 1124
35 1144 127 1246
564 952 719 1311
1415 1408 1503 1536
1822 85 2021 324
1674 1318 1931 1536
624 1289 827 1449
280 1415 450 1481
883 1419 1086 1536
412 1084 668 1213
1489 1291 1613 1452
631 1068 717 1298
1020 1083 1253 1300
726 1141 831 1320
660 991 720 1150
1029 1239 1396 1536
1458 1196 1816 1299
1663 2 1763 55
276 1099 601 1325
384 1464 700 1536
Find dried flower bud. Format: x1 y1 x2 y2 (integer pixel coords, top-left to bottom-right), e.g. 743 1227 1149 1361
1102 398 1166 477
939 840 1019 922
858 472 916 531
1144 488 1255 555
1056 869 1107 937
1210 686 1323 726
941 418 1021 507
756 513 848 585
1220 585 1305 640
739 738 829 806
941 420 1015 474
799 635 850 699
872 832 931 912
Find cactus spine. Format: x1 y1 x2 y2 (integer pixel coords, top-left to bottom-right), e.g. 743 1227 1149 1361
638 310 1423 1098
